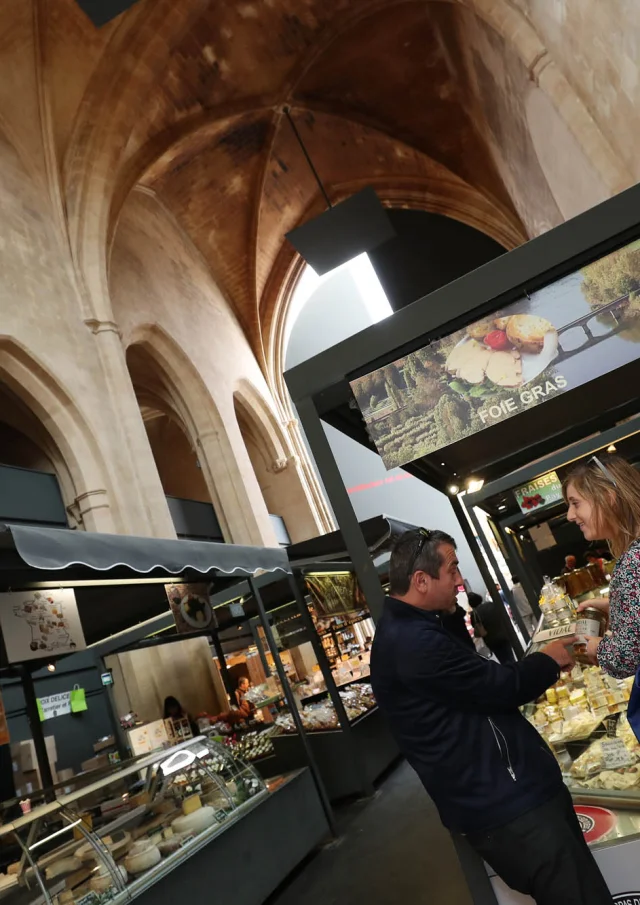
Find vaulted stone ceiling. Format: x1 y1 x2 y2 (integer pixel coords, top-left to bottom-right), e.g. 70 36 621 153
4 0 630 374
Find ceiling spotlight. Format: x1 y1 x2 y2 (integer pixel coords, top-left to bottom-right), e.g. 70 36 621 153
46 663 56 673
448 484 460 496
467 478 484 493
607 444 617 453
498 505 507 511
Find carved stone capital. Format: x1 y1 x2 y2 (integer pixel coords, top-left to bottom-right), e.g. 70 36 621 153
67 489 110 525
84 319 122 338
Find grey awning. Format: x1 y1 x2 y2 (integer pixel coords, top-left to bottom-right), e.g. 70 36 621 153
0 524 291 578
286 514 417 565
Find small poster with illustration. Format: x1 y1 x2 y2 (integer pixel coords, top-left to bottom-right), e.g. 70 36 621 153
166 583 216 634
0 589 86 663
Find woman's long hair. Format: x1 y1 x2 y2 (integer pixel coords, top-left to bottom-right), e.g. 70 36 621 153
562 455 640 559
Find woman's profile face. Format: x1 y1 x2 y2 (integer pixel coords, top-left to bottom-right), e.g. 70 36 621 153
566 482 602 541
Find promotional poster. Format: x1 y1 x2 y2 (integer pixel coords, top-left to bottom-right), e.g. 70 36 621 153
0 588 86 662
166 583 216 634
350 239 640 469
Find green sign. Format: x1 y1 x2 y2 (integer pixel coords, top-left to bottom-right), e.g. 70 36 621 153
514 471 563 514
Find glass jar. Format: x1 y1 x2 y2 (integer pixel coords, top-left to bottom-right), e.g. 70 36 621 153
574 606 607 654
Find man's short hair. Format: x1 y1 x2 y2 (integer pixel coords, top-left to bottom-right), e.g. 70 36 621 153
389 528 457 596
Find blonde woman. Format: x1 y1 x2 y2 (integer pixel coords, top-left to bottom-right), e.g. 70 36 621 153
563 454 640 675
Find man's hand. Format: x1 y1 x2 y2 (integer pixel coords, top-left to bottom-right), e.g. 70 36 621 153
577 597 609 618
541 637 577 672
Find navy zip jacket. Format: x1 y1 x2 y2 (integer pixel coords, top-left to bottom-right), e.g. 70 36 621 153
371 596 564 834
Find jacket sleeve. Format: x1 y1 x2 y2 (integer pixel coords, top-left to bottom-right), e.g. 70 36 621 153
399 631 560 713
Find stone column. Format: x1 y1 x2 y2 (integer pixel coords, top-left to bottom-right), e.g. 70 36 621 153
85 319 176 538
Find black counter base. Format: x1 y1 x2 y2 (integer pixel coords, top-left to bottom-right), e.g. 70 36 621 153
135 769 329 905
271 707 400 801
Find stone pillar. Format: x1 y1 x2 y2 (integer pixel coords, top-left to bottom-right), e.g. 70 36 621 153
196 424 279 547
85 319 176 538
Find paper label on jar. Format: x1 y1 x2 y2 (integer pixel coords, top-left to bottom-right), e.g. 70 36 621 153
601 738 633 770
575 617 601 639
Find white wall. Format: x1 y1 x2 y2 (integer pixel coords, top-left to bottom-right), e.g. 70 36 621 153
285 259 486 595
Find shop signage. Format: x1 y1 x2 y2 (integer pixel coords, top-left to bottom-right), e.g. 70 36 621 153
37 686 87 721
532 623 576 644
37 692 72 721
350 237 640 469
514 471 563 514
166 583 216 634
0 588 86 663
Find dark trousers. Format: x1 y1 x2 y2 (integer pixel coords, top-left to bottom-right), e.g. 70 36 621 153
465 788 612 904
488 639 515 664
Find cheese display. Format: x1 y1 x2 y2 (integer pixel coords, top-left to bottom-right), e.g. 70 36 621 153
0 738 268 905
276 682 377 733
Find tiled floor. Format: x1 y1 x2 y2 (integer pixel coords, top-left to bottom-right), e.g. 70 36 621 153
267 760 474 905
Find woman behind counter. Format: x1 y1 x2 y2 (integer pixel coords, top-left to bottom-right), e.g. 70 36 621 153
563 454 640 676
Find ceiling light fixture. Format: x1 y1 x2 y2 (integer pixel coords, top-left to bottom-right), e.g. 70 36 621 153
467 478 484 493
46 663 56 673
283 109 395 275
607 444 617 453
448 484 460 496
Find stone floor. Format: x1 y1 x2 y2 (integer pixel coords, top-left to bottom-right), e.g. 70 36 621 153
266 760 474 905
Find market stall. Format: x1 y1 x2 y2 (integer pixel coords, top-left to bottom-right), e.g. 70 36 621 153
283 182 640 902
202 520 407 802
0 524 331 905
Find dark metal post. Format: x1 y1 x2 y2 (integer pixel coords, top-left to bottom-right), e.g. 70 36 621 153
462 504 525 657
289 574 361 725
249 577 336 835
295 395 385 623
451 495 502 597
498 522 541 619
249 618 272 678
94 655 128 763
211 630 235 705
20 666 54 798
452 836 500 905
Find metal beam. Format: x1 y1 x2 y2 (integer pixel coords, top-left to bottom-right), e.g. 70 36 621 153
295 395 385 623
464 414 640 507
249 577 336 835
285 183 640 404
463 505 525 657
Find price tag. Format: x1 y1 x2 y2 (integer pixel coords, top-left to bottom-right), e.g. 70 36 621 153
600 738 633 770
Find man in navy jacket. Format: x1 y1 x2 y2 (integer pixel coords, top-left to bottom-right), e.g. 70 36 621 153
371 528 612 905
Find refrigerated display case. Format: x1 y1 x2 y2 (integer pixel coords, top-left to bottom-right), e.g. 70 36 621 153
0 737 328 905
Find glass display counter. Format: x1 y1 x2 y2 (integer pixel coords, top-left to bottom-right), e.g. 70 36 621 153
490 629 640 903
0 737 329 905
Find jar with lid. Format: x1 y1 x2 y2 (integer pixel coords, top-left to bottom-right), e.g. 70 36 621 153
554 595 575 625
574 606 607 654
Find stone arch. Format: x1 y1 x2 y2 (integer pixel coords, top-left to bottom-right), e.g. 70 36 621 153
126 324 272 546
233 379 323 543
455 0 631 196
0 338 115 530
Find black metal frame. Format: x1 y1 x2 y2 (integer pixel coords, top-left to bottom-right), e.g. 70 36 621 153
460 412 640 611
284 183 640 634
283 185 640 905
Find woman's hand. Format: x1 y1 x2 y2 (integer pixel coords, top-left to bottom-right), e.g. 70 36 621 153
577 635 602 666
576 597 610 617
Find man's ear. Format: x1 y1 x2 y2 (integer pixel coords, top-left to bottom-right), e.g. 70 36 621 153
413 570 430 593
